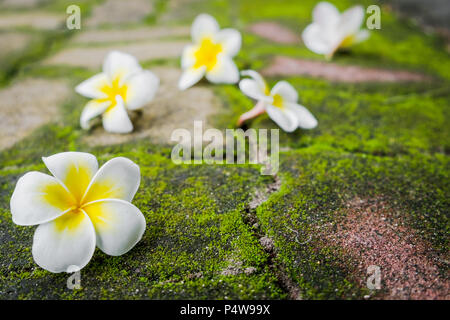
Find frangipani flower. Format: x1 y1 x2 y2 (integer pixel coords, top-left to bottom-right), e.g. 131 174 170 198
302 2 369 59
238 70 318 132
178 13 241 90
76 51 159 133
10 152 146 273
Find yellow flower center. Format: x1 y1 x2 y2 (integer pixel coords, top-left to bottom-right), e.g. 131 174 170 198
98 77 128 110
42 163 91 207
41 163 120 233
193 37 223 71
272 94 284 109
340 34 356 48
54 208 86 232
42 181 77 211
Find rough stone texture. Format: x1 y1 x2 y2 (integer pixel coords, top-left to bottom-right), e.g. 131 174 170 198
86 0 154 27
82 67 221 146
159 0 200 23
0 32 30 58
262 56 430 83
249 176 281 210
323 197 449 300
257 149 449 299
43 40 189 68
259 236 275 252
248 22 300 44
0 79 70 150
73 26 190 44
0 12 63 30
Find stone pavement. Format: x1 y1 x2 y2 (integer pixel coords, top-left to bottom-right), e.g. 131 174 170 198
0 0 448 300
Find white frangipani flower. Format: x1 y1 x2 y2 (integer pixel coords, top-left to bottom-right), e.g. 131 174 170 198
178 13 241 90
76 51 159 133
238 70 318 132
10 152 146 273
302 2 369 59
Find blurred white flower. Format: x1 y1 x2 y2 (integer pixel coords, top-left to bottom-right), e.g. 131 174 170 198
238 70 317 132
76 51 159 133
302 2 369 59
178 13 241 90
10 152 145 273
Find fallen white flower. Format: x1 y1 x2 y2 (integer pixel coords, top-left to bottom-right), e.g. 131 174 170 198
238 70 318 132
76 51 159 133
178 13 241 90
10 152 146 273
302 1 369 58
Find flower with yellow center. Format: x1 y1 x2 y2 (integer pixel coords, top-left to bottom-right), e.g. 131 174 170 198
238 70 318 132
76 51 159 133
302 2 370 59
10 152 145 273
178 13 241 90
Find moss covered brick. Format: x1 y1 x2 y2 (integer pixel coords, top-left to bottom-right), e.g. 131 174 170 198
0 0 448 299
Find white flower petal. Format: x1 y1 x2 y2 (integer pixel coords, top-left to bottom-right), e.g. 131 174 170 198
80 99 111 130
241 70 267 91
32 209 96 273
82 157 140 204
266 105 298 132
215 28 241 57
10 172 75 226
75 73 109 99
313 1 340 26
270 81 298 103
239 79 271 102
178 66 206 90
181 44 198 69
191 13 220 43
285 102 318 129
338 5 365 36
103 51 142 83
83 199 145 256
205 54 239 84
239 70 272 102
125 70 159 110
101 96 133 133
302 23 335 55
355 29 370 43
42 152 99 203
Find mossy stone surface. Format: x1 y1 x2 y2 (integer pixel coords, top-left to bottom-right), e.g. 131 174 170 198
0 0 448 299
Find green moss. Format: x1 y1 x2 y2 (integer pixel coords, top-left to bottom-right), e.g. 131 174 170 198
0 141 285 299
202 0 450 157
257 147 449 299
215 75 449 156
